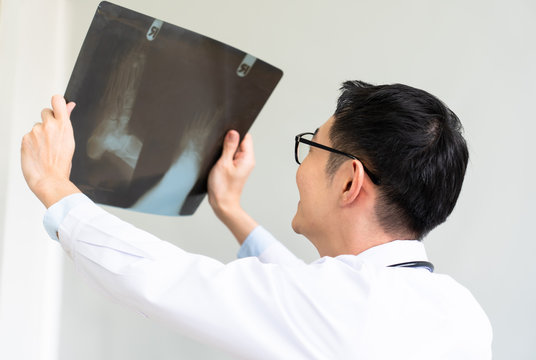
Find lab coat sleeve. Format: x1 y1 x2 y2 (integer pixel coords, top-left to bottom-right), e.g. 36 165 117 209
55 197 316 359
43 192 88 240
238 226 305 266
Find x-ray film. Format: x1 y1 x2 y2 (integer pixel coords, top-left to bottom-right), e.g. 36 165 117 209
65 1 283 215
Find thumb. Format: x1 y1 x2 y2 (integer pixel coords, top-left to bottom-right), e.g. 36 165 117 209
51 95 69 121
221 130 239 163
66 101 76 117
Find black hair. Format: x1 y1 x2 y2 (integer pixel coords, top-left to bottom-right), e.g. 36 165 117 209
329 80 469 239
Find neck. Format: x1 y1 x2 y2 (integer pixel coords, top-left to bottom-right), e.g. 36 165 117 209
313 211 395 258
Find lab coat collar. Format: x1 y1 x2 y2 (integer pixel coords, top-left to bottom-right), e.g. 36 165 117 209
334 240 429 269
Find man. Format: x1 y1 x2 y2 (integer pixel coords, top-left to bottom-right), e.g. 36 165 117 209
21 81 492 359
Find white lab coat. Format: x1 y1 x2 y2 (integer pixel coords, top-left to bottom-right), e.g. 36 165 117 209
45 194 492 359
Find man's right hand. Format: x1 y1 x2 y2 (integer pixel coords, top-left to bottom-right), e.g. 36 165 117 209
207 130 258 244
21 95 81 208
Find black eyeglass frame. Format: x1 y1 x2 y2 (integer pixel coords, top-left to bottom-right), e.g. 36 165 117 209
294 132 381 185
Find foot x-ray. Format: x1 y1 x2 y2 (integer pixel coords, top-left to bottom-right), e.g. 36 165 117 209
65 1 283 215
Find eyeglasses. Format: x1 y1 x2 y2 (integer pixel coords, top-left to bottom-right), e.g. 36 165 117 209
294 132 381 185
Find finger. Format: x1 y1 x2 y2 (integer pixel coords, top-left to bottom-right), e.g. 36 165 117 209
221 130 240 163
21 132 33 151
51 95 68 121
41 108 53 122
238 133 253 154
66 101 76 117
235 133 254 160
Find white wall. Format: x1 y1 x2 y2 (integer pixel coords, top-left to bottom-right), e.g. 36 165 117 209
0 0 69 359
1 0 535 359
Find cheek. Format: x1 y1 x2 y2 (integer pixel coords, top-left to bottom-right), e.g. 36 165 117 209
297 162 333 212
296 165 319 213
295 164 308 198
295 164 302 186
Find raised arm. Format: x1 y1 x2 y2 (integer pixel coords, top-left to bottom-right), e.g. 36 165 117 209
208 130 303 265
207 130 258 245
22 96 318 359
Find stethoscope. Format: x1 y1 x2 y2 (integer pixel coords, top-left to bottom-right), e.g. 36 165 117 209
388 261 435 273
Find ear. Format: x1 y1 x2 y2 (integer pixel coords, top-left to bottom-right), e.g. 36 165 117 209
340 160 365 206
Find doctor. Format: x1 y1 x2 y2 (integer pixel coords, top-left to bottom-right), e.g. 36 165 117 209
21 81 492 359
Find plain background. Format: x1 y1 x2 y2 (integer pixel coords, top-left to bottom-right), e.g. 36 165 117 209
0 0 535 359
